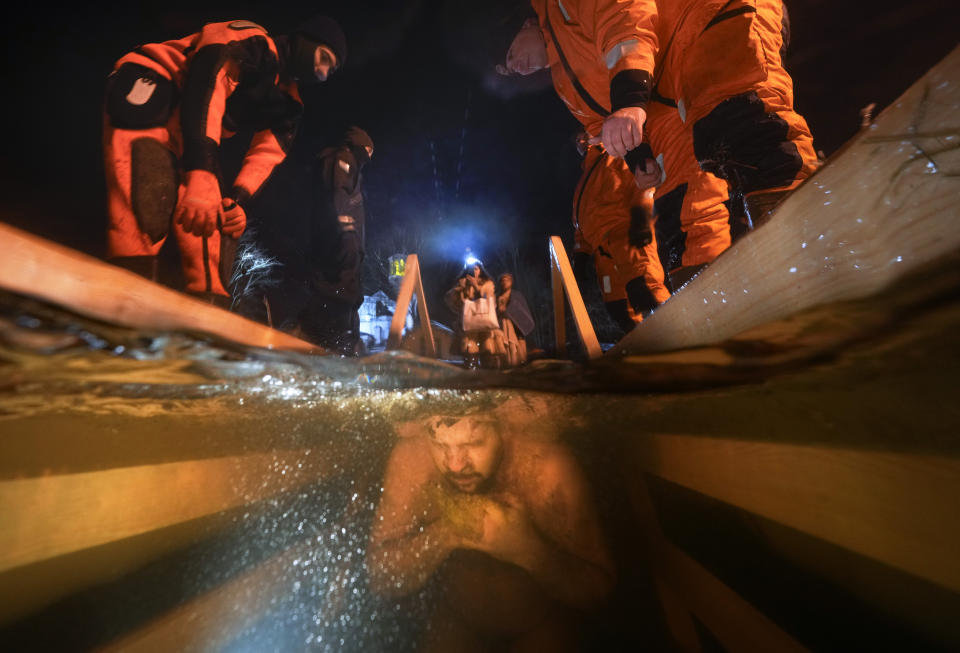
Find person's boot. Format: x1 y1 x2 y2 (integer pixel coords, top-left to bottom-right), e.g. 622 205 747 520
669 263 709 291
743 187 792 229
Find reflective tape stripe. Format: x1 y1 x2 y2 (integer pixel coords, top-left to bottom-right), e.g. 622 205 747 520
557 0 571 22
605 39 641 70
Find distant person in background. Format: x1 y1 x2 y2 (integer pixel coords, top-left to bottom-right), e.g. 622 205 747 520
102 15 346 306
367 410 614 652
296 126 374 355
444 261 505 370
496 273 534 367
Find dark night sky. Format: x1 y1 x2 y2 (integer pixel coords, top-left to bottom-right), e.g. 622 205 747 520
1 0 956 303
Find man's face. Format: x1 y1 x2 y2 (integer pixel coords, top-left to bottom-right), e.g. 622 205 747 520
428 417 503 493
313 45 338 81
500 275 513 290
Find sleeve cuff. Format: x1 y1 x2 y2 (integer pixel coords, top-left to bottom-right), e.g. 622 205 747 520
228 186 252 207
610 69 652 111
181 137 221 175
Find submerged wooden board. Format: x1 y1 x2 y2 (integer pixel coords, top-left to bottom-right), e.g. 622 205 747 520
613 45 960 356
0 222 320 353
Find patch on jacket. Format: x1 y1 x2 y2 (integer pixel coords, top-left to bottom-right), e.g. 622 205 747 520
126 77 157 106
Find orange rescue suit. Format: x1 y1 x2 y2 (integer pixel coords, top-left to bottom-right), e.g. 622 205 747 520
651 0 819 197
572 147 671 319
103 20 303 297
645 101 731 272
533 0 668 315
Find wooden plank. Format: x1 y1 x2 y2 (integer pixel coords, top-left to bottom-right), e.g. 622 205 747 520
411 256 437 357
549 236 602 359
632 434 960 593
0 222 319 353
387 254 435 356
620 462 703 653
612 45 960 356
551 247 567 354
661 541 810 653
96 540 315 653
0 451 338 574
623 455 804 652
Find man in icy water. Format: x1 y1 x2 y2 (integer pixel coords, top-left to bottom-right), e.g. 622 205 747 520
366 409 614 651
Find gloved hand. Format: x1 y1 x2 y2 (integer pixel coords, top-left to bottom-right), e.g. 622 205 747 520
175 170 222 238
220 198 246 238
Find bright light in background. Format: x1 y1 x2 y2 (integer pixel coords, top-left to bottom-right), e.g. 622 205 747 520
421 203 509 265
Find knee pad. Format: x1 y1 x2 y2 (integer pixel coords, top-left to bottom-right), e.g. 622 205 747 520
693 92 802 194
130 138 178 244
105 63 177 129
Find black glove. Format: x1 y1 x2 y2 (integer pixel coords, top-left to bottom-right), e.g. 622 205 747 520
624 143 655 175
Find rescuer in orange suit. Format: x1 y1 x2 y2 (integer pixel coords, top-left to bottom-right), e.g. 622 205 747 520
644 0 819 286
571 153 669 329
102 16 346 304
506 1 818 290
502 1 671 319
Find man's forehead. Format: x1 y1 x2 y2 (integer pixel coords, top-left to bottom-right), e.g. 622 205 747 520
427 415 497 441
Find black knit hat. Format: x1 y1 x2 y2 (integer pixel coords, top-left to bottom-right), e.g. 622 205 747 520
341 126 373 166
343 126 373 151
295 15 347 68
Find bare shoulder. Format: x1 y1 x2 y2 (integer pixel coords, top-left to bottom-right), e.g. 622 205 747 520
511 437 585 497
384 435 436 482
